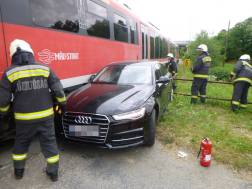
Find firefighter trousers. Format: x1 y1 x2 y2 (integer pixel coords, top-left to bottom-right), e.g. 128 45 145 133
231 82 250 110
191 78 208 103
12 118 59 173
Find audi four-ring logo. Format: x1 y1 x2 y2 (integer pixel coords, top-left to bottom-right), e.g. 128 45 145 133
75 116 92 124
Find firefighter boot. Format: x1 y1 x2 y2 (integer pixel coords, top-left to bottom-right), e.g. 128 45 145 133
14 168 24 179
46 170 58 182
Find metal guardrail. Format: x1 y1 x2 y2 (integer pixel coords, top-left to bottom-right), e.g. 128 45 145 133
173 78 252 104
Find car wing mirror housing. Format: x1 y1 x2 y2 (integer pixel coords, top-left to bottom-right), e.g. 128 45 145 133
156 76 171 83
88 74 96 83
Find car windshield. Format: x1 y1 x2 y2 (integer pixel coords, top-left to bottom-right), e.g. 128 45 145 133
92 65 152 85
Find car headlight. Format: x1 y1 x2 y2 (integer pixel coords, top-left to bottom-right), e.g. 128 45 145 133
112 107 146 120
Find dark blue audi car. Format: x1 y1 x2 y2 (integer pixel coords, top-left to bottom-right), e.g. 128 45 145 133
54 61 173 149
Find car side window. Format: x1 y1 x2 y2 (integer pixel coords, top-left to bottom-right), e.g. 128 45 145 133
159 63 167 76
155 63 162 80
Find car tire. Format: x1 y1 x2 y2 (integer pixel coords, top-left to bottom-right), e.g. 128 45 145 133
146 109 156 146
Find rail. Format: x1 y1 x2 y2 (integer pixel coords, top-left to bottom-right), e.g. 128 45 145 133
173 78 252 104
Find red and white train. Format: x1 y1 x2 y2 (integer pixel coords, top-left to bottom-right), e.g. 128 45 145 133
0 0 179 140
0 0 179 90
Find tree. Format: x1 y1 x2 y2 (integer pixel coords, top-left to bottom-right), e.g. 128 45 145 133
214 29 227 55
225 17 252 61
186 30 223 67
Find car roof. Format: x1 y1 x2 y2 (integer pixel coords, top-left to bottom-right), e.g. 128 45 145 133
107 60 159 66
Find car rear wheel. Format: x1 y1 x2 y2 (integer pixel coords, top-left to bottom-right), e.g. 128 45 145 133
146 109 155 146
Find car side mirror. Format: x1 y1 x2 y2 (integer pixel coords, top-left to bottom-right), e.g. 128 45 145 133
156 76 171 83
88 74 96 83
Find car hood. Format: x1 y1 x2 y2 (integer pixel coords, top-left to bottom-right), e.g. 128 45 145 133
66 83 154 115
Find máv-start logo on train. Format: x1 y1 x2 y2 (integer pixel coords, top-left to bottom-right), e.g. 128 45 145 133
38 49 79 64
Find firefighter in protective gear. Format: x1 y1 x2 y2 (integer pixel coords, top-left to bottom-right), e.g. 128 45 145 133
0 39 67 181
190 44 211 104
229 54 252 112
167 53 178 90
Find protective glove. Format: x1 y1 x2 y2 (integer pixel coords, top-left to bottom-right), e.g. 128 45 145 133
58 104 67 115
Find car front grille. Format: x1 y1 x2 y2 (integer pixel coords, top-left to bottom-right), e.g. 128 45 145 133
62 112 110 144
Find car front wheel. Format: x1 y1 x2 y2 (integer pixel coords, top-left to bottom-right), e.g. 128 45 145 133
146 109 156 146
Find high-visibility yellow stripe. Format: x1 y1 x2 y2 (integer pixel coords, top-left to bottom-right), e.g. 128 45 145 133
47 154 59 163
232 101 240 105
231 71 236 76
240 104 247 108
192 95 198 98
242 61 252 68
12 153 27 161
7 69 50 83
201 95 207 98
203 58 211 63
14 107 54 120
56 95 66 103
234 77 251 83
0 104 10 112
193 74 208 78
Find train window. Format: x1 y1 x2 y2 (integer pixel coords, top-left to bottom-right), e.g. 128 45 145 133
29 0 79 33
130 19 135 44
87 0 107 19
114 13 128 42
162 38 166 58
114 24 128 42
150 30 155 59
165 39 168 58
114 14 126 26
155 35 159 59
160 37 163 59
141 24 148 60
136 23 139 45
145 26 148 59
170 43 176 58
86 13 110 39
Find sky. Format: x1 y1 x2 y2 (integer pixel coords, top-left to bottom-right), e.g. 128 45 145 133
116 0 252 42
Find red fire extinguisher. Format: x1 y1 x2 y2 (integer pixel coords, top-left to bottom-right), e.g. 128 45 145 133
197 138 212 166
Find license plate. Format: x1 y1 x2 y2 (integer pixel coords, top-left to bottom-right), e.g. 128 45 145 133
69 125 100 137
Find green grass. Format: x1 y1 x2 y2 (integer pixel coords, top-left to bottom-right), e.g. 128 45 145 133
157 63 252 172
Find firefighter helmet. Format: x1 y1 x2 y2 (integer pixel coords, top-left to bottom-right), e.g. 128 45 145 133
167 53 174 58
197 44 208 52
9 39 34 57
239 54 250 60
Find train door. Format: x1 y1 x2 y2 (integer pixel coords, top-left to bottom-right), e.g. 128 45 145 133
141 23 148 60
0 5 8 80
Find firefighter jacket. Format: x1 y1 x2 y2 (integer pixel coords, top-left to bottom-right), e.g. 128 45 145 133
230 60 252 84
191 52 211 79
167 58 178 77
0 51 66 123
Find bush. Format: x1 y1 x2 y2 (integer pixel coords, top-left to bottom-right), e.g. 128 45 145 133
182 52 191 60
209 67 230 81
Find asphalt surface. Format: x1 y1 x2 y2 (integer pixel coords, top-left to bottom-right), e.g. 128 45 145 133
0 135 252 189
